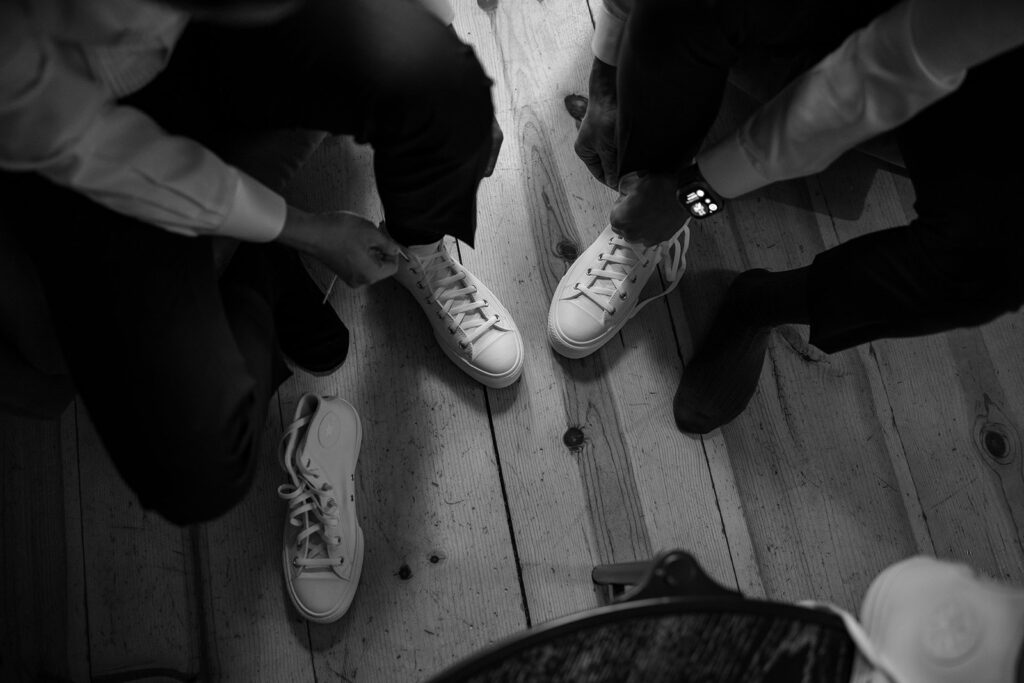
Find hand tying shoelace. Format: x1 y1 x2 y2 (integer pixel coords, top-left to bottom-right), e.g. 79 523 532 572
573 222 690 319
278 414 344 572
548 221 691 359
404 247 501 352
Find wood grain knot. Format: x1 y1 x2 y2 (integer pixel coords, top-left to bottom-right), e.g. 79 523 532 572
983 428 1010 461
972 394 1020 468
477 0 499 11
563 427 585 450
555 239 580 262
428 552 446 564
397 564 413 580
564 94 588 123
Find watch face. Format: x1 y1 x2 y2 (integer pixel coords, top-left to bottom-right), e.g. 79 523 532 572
681 186 721 218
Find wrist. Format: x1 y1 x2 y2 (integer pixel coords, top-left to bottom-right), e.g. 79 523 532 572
675 162 724 219
276 205 319 255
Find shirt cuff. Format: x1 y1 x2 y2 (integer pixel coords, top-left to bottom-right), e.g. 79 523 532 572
592 2 626 66
697 132 769 199
218 170 287 242
420 0 455 25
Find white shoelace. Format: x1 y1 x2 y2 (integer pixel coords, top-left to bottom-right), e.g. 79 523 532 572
406 246 500 349
799 601 905 683
573 221 691 318
278 413 344 571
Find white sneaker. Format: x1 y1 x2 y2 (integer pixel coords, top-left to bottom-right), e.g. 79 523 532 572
547 222 690 359
805 556 1024 683
278 394 364 623
393 238 524 388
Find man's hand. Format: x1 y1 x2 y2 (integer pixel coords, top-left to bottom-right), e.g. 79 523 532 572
610 171 689 246
574 58 619 189
277 207 400 287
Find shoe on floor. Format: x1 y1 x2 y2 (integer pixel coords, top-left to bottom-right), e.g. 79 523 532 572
804 556 1024 683
278 394 364 623
547 222 690 359
392 238 523 388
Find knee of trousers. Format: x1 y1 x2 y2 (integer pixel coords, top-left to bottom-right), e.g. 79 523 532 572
127 396 262 526
375 41 495 158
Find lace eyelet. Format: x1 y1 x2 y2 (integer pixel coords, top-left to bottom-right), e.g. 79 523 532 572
585 268 592 276
459 341 469 350
610 308 617 315
417 283 424 290
643 260 650 268
619 292 627 300
573 283 581 291
630 276 638 283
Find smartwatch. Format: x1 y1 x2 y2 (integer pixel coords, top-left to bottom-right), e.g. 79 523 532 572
675 163 723 219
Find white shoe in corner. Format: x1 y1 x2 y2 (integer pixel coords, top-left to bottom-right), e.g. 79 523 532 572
393 238 524 388
807 556 1024 683
547 222 690 359
278 394 364 624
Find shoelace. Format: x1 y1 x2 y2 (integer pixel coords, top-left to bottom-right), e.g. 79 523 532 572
799 600 905 683
277 413 344 571
405 245 500 350
573 221 691 318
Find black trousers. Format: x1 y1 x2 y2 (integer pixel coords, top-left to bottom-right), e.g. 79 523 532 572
618 0 1024 353
1 0 494 525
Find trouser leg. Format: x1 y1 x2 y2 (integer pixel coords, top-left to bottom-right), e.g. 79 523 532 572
2 171 288 525
128 0 496 246
616 0 896 177
808 47 1024 352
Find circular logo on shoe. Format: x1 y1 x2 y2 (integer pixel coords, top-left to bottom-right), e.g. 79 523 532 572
921 598 981 661
318 412 341 449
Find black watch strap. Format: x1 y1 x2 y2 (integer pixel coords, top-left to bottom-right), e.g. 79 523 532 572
675 163 723 219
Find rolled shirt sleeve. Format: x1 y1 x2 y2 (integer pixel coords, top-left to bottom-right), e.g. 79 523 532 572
418 0 456 25
592 0 631 66
699 0 965 198
0 3 285 242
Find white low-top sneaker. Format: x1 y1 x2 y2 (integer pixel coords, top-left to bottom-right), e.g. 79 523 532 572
278 394 364 624
548 222 690 359
393 239 524 388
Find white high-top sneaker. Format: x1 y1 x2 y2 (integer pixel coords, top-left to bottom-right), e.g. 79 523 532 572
278 394 364 624
805 556 1024 683
547 222 690 359
393 238 523 388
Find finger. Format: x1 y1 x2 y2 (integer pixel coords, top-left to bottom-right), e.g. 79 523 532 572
576 147 606 184
482 120 503 178
601 151 619 191
617 171 641 195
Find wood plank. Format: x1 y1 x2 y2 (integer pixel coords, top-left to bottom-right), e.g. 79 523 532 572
1 406 87 681
275 136 526 681
454 0 747 624
75 405 202 678
666 86 921 611
196 396 318 681
813 152 1024 582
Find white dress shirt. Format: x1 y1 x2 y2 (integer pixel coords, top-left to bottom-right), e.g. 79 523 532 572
0 0 454 241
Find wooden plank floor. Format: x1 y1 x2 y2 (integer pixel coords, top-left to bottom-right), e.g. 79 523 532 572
3 0 1024 680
